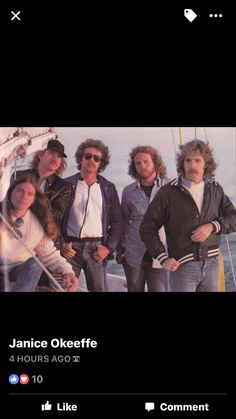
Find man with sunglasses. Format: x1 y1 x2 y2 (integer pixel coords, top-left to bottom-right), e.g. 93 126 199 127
61 139 122 292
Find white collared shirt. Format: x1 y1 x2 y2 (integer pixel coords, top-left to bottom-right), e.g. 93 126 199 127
182 177 205 213
67 179 103 238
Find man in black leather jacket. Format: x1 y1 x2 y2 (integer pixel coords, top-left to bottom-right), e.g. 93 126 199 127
13 139 72 227
140 139 236 292
13 139 73 288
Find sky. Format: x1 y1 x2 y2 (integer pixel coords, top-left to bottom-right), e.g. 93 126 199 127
1 127 235 202
54 127 236 202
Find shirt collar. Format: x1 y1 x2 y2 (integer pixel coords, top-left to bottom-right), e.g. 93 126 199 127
181 176 204 189
78 172 99 184
32 168 56 186
138 177 159 188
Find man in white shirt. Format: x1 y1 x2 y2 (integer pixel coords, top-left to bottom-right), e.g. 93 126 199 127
61 139 122 292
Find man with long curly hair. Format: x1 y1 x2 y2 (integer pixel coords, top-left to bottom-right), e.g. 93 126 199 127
116 146 169 292
140 139 236 292
61 139 122 292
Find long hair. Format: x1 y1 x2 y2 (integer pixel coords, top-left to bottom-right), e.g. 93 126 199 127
176 139 217 179
0 175 58 241
128 145 167 179
30 150 67 176
75 138 110 172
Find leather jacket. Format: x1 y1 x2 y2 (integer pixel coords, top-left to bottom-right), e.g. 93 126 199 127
13 169 73 225
140 176 236 265
62 173 122 255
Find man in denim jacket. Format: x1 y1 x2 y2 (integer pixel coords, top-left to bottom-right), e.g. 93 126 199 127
116 146 169 292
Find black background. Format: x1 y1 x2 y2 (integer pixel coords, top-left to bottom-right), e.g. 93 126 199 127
0 2 235 418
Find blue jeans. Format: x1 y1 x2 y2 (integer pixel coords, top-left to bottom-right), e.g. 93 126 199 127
169 258 219 292
5 257 43 292
68 241 108 292
123 258 168 292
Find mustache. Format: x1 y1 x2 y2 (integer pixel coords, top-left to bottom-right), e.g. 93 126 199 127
187 170 199 174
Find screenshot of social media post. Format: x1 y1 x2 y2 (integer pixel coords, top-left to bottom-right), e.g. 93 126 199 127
1 3 235 418
0 127 235 418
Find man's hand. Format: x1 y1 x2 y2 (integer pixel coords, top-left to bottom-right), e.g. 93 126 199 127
116 253 124 264
64 273 78 292
191 223 214 243
162 258 180 272
61 242 76 258
92 244 110 262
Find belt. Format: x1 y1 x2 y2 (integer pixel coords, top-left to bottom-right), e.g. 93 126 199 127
68 237 103 243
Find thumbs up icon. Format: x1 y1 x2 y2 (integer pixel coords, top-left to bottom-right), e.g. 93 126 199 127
9 374 19 384
41 401 52 411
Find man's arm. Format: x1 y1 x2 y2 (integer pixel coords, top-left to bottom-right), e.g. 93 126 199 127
191 185 236 242
216 187 236 234
139 191 168 264
105 184 122 254
116 188 130 262
50 183 73 225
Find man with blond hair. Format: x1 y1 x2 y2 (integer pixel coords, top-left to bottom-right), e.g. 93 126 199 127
13 138 72 226
116 145 168 292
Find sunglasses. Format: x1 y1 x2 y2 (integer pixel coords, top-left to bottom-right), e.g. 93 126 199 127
14 217 24 238
83 153 102 163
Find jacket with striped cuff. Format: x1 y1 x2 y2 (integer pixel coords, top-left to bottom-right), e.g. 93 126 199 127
139 176 236 266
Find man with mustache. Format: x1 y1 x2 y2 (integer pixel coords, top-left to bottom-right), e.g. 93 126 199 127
140 139 236 291
116 146 168 292
61 139 122 292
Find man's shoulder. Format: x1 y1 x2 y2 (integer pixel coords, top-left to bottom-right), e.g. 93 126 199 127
63 173 79 185
152 178 177 200
97 174 117 188
159 177 176 190
53 175 72 188
205 178 224 192
122 181 138 194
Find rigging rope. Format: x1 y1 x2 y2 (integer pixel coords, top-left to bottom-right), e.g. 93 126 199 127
178 127 183 145
0 212 89 293
0 211 65 292
171 128 177 156
225 235 236 288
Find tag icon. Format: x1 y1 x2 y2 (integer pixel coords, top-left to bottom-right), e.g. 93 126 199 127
184 9 197 22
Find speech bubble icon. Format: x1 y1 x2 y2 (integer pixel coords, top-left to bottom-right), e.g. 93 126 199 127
145 402 155 411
